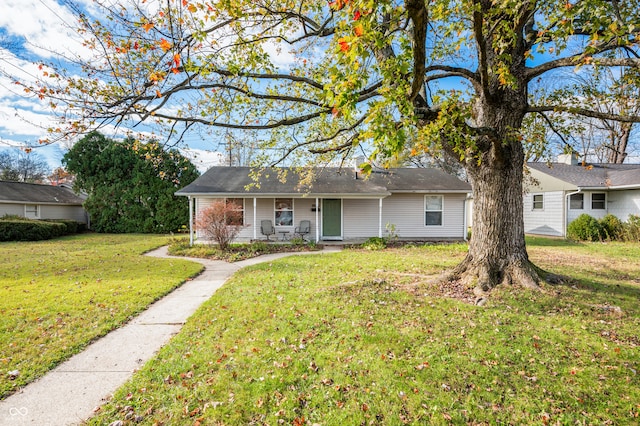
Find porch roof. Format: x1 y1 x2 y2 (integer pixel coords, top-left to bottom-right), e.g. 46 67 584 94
176 167 471 197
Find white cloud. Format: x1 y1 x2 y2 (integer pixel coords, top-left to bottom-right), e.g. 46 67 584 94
180 148 225 172
0 0 90 59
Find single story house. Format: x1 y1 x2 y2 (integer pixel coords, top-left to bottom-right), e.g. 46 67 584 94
0 180 87 223
176 167 472 244
524 154 640 237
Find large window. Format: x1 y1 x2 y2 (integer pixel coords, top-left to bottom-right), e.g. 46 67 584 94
591 193 606 210
532 194 544 210
425 195 443 226
275 198 293 226
225 198 244 225
569 193 584 210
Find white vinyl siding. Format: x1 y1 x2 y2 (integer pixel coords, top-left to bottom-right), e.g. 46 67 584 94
523 190 564 236
382 193 466 239
343 199 379 238
39 205 87 223
607 189 640 221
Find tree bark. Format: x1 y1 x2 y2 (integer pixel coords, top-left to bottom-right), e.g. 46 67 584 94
452 145 541 296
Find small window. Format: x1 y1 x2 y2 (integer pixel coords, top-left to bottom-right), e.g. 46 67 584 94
591 193 606 210
569 193 584 210
425 195 443 226
275 198 293 226
25 204 39 219
225 198 244 225
532 194 544 210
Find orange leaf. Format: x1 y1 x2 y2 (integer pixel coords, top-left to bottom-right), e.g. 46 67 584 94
354 24 364 37
155 89 162 98
182 0 188 6
143 22 154 32
159 38 172 52
173 53 181 67
188 4 197 13
338 37 349 52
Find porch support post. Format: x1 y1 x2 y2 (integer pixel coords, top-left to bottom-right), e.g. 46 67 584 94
188 196 194 246
378 198 383 238
315 197 319 242
253 197 257 240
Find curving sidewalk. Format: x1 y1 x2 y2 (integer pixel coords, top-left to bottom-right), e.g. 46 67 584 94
0 246 338 426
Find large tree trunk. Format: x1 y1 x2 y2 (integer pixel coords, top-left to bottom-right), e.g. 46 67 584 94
451 146 541 297
444 92 542 298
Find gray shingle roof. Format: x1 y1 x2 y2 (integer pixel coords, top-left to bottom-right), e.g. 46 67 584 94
0 181 85 205
176 167 470 196
527 162 640 188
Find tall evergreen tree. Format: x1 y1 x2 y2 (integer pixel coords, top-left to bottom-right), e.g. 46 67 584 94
63 132 199 233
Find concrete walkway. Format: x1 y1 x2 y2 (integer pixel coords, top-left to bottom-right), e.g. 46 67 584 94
0 246 338 425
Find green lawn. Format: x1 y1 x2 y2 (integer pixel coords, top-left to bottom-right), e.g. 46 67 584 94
0 234 203 399
88 239 640 425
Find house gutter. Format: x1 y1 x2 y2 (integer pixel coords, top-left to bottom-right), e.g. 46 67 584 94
564 188 581 238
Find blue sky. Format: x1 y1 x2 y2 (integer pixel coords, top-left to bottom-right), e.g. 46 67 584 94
0 0 228 172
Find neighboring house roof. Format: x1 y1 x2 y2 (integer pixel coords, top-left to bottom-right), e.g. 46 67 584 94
176 167 471 197
527 162 640 190
0 181 86 205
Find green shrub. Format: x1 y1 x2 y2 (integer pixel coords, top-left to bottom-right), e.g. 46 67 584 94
0 220 66 242
621 214 640 242
567 214 602 241
361 236 387 250
599 214 622 241
43 219 85 235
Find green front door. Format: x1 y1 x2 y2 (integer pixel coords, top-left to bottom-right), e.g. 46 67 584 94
322 199 342 239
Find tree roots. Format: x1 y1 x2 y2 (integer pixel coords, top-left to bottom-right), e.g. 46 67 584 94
444 255 544 305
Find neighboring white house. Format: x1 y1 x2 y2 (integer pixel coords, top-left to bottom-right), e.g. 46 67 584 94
176 167 472 244
0 181 87 223
524 154 640 237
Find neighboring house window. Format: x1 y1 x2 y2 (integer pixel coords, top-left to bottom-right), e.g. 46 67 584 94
226 198 244 225
425 195 443 226
275 198 293 226
25 204 39 219
591 193 606 210
569 193 584 210
532 194 544 210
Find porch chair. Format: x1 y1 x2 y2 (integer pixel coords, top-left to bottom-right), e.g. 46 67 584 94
294 220 311 241
260 219 275 241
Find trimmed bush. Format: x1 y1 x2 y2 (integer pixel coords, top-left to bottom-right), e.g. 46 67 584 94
567 214 603 241
599 214 623 241
0 218 85 242
43 219 86 234
0 220 66 242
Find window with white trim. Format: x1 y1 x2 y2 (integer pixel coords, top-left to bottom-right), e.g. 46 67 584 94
569 193 584 210
225 198 244 225
425 195 443 226
25 204 39 219
591 193 606 210
532 194 544 210
275 198 293 226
